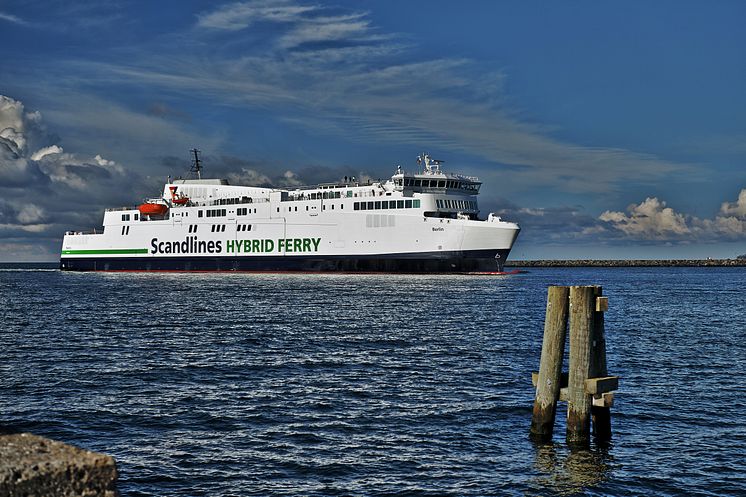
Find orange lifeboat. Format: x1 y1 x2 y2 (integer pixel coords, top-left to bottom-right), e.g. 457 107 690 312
138 202 168 216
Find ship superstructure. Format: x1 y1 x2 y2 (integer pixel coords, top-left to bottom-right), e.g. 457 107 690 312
60 153 520 272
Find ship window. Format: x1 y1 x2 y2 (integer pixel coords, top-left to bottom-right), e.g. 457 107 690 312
248 225 252 231
121 214 125 221
360 202 367 210
331 204 334 210
306 206 309 211
436 200 441 208
414 199 420 208
438 181 445 188
134 214 139 220
397 200 404 209
222 225 226 232
340 204 344 210
374 201 381 210
323 205 326 210
222 209 226 216
354 202 359 210
405 200 412 208
381 201 388 209
277 208 280 213
414 179 421 187
211 225 215 232
198 210 203 217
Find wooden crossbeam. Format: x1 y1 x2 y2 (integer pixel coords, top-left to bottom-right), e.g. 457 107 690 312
531 371 568 388
593 392 614 408
596 296 609 312
532 373 618 395
585 376 619 394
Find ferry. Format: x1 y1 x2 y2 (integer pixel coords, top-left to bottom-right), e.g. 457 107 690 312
60 152 520 273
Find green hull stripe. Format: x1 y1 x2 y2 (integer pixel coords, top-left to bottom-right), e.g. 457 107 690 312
61 248 149 255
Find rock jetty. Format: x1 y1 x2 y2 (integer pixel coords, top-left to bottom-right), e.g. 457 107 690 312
0 433 118 497
505 259 746 267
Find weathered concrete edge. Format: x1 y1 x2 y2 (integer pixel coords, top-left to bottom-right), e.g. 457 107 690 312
0 432 118 497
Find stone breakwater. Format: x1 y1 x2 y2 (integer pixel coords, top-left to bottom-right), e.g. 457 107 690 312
0 433 118 497
505 259 746 267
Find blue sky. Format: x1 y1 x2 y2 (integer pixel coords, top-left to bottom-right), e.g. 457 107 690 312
1 0 745 261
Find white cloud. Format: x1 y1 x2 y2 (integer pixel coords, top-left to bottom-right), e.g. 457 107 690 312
720 189 746 217
16 204 45 224
226 167 272 186
599 197 690 239
197 0 316 31
279 13 378 49
30 145 63 161
0 11 26 25
600 191 746 241
0 94 156 261
69 0 693 195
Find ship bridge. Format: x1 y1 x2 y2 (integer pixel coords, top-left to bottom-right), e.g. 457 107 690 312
389 154 481 195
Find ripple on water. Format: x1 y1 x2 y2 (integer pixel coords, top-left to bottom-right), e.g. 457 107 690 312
0 267 745 496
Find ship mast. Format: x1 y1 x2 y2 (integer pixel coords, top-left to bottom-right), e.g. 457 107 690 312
190 148 202 180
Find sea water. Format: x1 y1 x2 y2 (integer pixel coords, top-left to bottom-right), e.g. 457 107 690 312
1 266 744 496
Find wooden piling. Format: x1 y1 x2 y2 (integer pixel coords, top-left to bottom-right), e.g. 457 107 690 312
530 286 570 441
566 286 596 445
590 286 612 440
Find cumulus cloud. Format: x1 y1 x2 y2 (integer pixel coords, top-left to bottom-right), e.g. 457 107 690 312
720 189 746 218
0 94 152 260
600 191 746 241
599 197 690 239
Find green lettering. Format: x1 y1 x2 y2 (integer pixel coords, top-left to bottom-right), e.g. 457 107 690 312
243 240 251 253
294 239 302 252
252 239 260 253
302 238 311 252
265 239 274 252
226 240 235 253
311 238 320 251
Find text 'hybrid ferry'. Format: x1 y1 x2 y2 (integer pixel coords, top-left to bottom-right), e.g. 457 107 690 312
60 152 520 273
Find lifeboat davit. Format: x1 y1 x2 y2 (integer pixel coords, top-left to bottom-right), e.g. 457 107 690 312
138 202 168 216
172 196 189 206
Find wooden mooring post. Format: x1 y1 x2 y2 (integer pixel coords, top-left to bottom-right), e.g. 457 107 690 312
530 285 618 445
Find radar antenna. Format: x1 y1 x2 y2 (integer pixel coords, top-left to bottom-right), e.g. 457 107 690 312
190 148 202 179
417 152 443 175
